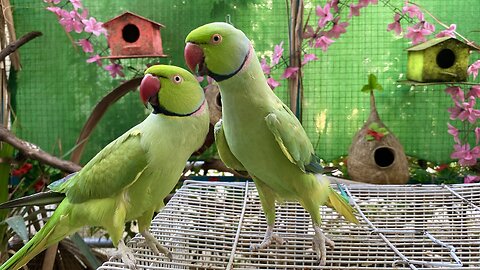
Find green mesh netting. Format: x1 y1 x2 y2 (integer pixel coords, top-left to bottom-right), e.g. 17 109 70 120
9 0 480 164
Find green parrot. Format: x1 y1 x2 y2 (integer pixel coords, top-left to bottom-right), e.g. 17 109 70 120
0 65 209 270
185 22 358 265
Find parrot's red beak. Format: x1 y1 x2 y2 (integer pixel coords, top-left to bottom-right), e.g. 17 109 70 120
139 74 160 107
184 42 207 76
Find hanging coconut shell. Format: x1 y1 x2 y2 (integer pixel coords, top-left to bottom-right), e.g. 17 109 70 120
347 91 409 184
205 83 222 125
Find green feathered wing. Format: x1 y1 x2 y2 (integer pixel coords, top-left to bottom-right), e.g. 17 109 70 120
214 120 247 172
0 129 149 270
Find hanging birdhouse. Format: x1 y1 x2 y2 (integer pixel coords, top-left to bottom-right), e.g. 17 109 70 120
406 37 478 82
102 11 167 59
348 80 409 184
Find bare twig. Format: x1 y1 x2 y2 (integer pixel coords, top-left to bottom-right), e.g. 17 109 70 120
0 31 42 62
70 77 142 164
0 127 81 173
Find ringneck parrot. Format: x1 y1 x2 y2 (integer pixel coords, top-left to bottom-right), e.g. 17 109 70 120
185 22 358 265
0 65 209 270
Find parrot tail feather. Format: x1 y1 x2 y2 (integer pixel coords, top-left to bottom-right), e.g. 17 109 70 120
326 187 359 224
0 202 73 270
0 191 65 209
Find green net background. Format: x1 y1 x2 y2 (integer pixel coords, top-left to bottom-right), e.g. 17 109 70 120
9 0 480 164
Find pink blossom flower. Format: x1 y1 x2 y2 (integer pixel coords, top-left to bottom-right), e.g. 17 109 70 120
447 123 460 144
303 25 315 39
77 38 93 53
316 3 333 28
329 0 339 13
464 175 480 184
44 0 61 4
272 41 284 65
77 8 89 20
448 102 463 120
70 0 83 10
359 0 378 7
326 17 348 39
451 144 480 167
267 77 280 90
104 63 124 78
59 10 83 33
260 58 271 75
402 3 424 20
387 14 402 35
467 85 480 99
314 35 334 51
282 67 299 79
436 24 456 38
86 54 102 66
82 17 107 36
405 24 432 44
301 53 318 66
457 96 480 124
348 3 362 18
445 86 464 101
421 21 435 33
467 60 480 79
46 6 61 14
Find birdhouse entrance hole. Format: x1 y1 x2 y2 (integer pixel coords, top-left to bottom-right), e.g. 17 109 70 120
436 48 456 69
373 146 395 168
122 24 140 43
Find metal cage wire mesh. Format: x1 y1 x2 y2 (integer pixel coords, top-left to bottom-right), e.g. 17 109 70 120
98 180 480 269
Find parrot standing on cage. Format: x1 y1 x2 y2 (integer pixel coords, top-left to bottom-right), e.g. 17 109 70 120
0 65 209 270
184 22 358 265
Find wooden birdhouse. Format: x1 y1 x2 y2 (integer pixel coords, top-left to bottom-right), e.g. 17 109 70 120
102 11 167 59
406 37 478 82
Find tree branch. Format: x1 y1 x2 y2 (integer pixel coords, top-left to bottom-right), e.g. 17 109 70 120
0 127 81 173
0 31 42 62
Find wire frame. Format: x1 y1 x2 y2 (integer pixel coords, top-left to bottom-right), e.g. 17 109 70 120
98 180 480 269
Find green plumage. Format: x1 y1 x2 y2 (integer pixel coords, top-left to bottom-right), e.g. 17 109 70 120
186 23 358 265
1 65 209 270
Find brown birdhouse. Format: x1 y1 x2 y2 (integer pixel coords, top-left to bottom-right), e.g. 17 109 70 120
102 11 167 59
406 37 478 82
347 91 409 184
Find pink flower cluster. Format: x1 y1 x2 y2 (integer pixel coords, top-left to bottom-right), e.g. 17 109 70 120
445 85 480 167
387 2 437 44
261 0 380 90
44 0 124 78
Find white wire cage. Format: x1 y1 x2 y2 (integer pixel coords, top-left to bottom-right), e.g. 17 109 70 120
97 180 480 270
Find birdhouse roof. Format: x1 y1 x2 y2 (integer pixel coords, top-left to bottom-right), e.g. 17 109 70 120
103 11 165 28
406 37 479 51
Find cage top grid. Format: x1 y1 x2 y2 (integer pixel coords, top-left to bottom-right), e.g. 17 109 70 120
98 180 480 270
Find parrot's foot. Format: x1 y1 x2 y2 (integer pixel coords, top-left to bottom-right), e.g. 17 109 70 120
312 224 335 266
250 224 286 251
110 240 137 269
137 229 173 260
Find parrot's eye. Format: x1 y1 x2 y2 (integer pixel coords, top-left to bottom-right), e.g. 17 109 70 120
211 34 222 44
172 75 183 84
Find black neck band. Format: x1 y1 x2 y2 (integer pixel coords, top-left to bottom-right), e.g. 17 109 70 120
207 48 250 82
152 101 203 117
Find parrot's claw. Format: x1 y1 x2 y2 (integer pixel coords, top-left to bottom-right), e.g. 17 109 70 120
312 225 335 266
250 224 286 251
137 229 173 260
111 240 137 269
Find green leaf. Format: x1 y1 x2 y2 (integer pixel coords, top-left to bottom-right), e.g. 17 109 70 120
4 215 29 243
361 74 383 93
70 233 102 268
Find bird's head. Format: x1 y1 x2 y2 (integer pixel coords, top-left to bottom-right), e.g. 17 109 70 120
140 65 205 116
184 22 251 82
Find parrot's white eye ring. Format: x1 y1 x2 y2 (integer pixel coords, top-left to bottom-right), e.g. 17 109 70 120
172 75 183 84
211 34 222 44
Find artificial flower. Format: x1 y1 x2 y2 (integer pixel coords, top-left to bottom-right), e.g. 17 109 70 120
387 13 402 35
326 17 349 39
348 3 362 18
260 58 271 75
467 60 480 80
77 38 93 53
451 144 480 167
436 24 456 38
105 63 124 78
272 41 284 65
316 3 333 28
86 54 102 66
457 96 480 124
314 35 334 52
302 53 318 66
267 77 280 90
447 123 460 144
282 67 299 79
402 3 424 20
82 17 107 36
464 175 480 184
